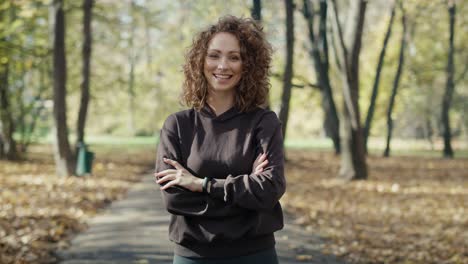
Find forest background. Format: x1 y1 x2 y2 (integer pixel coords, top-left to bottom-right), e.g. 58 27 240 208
0 0 467 263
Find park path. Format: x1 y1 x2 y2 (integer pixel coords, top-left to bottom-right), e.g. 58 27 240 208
56 173 346 264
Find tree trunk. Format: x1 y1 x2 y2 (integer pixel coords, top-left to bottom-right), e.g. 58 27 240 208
143 6 153 73
22 65 49 153
329 0 367 180
364 1 396 152
0 63 17 160
52 0 74 176
251 0 262 21
76 0 93 150
250 0 271 110
17 61 26 151
127 0 136 135
441 0 455 158
384 1 407 157
278 0 294 140
0 6 18 160
303 0 340 154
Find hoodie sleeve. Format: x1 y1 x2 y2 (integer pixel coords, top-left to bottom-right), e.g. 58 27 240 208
155 114 247 217
208 111 286 211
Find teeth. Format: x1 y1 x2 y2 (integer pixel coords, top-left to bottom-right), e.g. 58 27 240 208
214 74 232 79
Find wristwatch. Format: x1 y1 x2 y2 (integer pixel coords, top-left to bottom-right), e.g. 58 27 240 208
202 177 212 194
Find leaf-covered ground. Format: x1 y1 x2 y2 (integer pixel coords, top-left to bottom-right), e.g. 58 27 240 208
0 145 155 264
281 150 468 264
1 145 467 263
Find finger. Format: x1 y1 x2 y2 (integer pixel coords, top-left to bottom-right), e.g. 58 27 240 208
254 167 263 175
256 159 269 170
163 158 184 170
160 179 180 190
154 169 177 178
257 153 266 162
156 174 176 184
253 153 265 169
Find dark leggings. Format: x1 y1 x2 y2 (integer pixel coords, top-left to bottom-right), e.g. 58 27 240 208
172 247 279 264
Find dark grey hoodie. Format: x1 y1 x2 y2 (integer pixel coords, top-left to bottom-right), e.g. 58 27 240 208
155 104 286 258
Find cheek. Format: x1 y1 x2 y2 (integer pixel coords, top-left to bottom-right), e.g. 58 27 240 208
204 62 214 78
234 62 243 75
204 61 213 72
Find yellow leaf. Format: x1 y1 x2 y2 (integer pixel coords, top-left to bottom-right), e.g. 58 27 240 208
296 254 313 261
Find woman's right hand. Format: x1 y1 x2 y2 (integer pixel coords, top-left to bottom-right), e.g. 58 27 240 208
252 153 269 175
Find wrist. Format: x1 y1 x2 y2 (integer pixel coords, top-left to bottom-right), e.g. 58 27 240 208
194 178 204 192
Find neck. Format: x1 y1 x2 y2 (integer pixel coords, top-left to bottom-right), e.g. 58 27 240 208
206 90 235 116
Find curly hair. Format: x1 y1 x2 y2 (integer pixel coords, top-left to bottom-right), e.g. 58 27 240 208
181 15 273 112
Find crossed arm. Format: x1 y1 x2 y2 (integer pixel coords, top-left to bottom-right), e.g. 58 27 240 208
154 113 286 216
154 153 269 192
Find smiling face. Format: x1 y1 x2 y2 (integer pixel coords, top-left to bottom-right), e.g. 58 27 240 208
203 32 243 94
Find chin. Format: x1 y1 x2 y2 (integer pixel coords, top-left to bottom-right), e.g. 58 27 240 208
211 85 236 92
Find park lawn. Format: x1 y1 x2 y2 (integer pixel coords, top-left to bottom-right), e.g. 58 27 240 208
0 139 467 264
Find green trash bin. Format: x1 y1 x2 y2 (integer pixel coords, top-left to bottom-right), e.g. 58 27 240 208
76 142 94 176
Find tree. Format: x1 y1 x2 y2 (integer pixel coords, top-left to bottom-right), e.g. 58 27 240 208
329 0 367 180
251 0 262 21
364 0 396 153
0 5 18 160
278 0 294 140
76 0 94 149
302 0 340 154
52 0 74 176
384 1 407 157
0 62 17 160
127 0 137 135
441 0 456 158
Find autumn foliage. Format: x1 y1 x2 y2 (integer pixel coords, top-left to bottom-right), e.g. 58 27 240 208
0 146 467 263
0 145 153 263
282 150 468 264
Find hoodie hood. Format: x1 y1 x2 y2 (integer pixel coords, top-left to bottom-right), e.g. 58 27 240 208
199 104 242 122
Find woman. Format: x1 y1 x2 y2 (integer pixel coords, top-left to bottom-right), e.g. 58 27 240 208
154 15 286 264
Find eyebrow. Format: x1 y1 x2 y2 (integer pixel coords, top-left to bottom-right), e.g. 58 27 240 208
207 49 240 54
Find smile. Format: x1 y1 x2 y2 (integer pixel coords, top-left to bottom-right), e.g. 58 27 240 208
213 74 233 80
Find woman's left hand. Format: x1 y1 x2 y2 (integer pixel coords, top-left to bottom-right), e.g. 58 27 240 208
154 158 203 192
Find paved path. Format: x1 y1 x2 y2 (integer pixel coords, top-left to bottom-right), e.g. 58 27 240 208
57 174 346 264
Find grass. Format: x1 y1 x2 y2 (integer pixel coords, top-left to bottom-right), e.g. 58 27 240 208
28 134 468 159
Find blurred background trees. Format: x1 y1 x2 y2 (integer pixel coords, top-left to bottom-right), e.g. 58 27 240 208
0 0 466 175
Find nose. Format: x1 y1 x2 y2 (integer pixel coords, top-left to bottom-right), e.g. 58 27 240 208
217 58 228 70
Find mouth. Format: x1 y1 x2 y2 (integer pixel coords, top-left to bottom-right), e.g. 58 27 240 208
213 74 233 80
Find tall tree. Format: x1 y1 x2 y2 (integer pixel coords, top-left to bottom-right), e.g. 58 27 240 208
278 0 294 140
0 5 18 160
384 1 407 157
251 0 271 110
364 1 396 153
52 0 74 176
251 0 262 21
303 0 340 154
76 0 94 149
127 0 137 135
329 0 367 180
0 63 17 160
441 0 456 158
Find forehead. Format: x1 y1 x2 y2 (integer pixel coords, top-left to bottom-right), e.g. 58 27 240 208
207 32 240 51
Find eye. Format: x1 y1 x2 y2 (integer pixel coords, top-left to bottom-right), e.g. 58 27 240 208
230 56 240 61
207 54 219 59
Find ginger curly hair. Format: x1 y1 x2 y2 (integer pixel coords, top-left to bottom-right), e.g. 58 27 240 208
181 15 273 112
